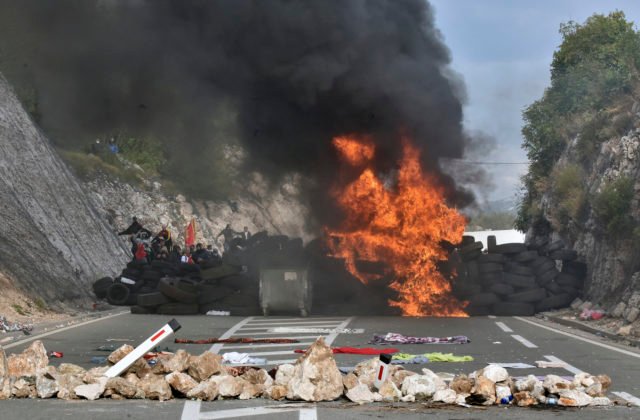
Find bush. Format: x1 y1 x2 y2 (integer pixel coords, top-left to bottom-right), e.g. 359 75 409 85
592 176 635 237
518 11 640 232
118 137 167 174
549 164 586 230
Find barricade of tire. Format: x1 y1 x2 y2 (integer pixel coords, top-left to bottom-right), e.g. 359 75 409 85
451 236 585 316
93 231 304 315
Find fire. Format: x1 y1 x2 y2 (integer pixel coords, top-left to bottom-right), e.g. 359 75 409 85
326 135 468 317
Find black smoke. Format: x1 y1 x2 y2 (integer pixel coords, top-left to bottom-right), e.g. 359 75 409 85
0 0 481 225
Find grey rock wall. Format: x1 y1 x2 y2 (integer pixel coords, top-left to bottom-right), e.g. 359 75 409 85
0 73 128 305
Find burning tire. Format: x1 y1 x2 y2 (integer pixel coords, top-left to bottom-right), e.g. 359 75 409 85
137 291 171 306
106 283 131 306
507 287 547 303
158 278 198 304
156 302 199 315
492 302 535 316
92 276 113 299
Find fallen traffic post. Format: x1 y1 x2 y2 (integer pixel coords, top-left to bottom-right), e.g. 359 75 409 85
104 318 181 378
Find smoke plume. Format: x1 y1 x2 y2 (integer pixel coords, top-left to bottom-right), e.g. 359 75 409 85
0 0 482 224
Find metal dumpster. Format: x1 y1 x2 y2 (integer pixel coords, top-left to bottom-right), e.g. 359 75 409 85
259 267 312 317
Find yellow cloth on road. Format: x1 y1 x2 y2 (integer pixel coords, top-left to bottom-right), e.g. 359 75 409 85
392 352 473 362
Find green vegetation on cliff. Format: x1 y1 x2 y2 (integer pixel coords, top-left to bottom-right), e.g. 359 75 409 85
516 11 640 234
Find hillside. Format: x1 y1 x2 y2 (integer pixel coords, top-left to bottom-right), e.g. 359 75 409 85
517 12 640 311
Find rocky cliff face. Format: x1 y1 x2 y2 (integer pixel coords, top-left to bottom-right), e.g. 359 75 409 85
85 171 313 252
529 104 640 312
0 74 128 305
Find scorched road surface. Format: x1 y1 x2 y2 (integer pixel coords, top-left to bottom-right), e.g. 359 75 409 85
2 314 639 419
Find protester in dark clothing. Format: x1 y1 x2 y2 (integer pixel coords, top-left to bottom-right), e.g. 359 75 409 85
216 224 238 252
192 243 207 263
170 245 181 263
241 226 251 243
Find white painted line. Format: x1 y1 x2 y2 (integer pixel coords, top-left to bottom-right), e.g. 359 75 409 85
495 322 513 333
239 324 342 331
326 316 354 346
543 355 583 375
299 408 318 420
488 315 497 319
4 311 128 350
514 316 640 359
511 334 538 348
245 350 298 356
221 341 313 350
209 316 254 354
180 400 201 420
268 327 364 334
244 320 345 326
612 391 640 407
248 317 346 323
199 406 307 419
231 331 329 337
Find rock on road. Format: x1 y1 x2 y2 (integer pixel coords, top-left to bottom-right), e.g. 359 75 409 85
2 313 640 419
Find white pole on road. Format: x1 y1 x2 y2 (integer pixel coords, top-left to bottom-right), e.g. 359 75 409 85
104 318 181 378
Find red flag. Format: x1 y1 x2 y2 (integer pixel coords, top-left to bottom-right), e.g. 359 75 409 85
185 218 196 247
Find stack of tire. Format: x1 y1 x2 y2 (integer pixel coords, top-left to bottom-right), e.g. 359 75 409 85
451 236 586 316
92 231 306 316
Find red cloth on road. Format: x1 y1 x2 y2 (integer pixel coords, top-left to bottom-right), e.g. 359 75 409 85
294 347 399 355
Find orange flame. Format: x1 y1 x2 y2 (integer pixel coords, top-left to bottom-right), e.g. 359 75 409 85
326 135 467 317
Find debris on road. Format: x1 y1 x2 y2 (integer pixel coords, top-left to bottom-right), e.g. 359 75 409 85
392 352 473 363
48 351 63 358
488 363 535 369
0 337 618 407
0 315 33 335
221 352 267 365
175 337 299 344
370 333 471 345
294 347 399 355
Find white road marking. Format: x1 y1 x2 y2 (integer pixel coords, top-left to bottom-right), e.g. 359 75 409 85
247 317 346 323
229 332 325 338
239 324 342 330
180 400 201 420
543 355 583 375
514 316 640 359
511 334 538 348
612 391 640 407
267 327 364 334
221 341 313 350
209 316 254 354
198 406 317 419
325 317 354 345
4 311 128 350
495 322 513 333
488 315 497 319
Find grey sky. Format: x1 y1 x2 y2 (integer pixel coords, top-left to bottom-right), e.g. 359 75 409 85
430 0 640 203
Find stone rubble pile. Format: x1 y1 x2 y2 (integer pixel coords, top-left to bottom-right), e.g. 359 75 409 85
0 337 616 408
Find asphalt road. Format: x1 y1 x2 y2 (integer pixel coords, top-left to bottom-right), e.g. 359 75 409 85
2 313 640 419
